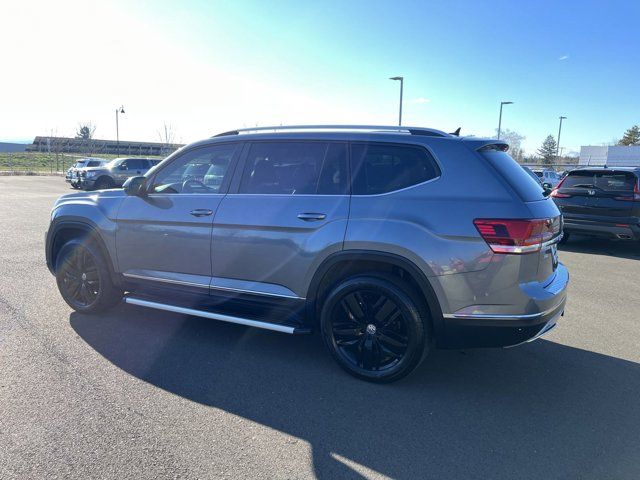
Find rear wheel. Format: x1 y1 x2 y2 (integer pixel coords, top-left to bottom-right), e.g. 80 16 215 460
55 239 121 313
320 275 428 383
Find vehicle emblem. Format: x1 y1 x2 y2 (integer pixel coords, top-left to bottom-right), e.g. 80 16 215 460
588 189 596 196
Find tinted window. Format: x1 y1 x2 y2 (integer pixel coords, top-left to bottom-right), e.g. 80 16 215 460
480 149 545 201
239 142 348 195
350 143 439 195
149 144 237 194
87 161 102 167
562 170 637 192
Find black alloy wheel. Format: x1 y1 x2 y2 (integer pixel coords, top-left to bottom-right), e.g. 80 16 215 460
58 244 100 308
321 275 428 383
55 239 121 313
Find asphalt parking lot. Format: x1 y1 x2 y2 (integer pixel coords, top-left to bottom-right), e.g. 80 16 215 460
1 176 639 479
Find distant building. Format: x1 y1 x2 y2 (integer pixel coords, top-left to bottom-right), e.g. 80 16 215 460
579 145 640 167
27 136 184 157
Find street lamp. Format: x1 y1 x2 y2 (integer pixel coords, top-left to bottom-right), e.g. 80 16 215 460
115 105 125 155
497 101 513 139
389 76 404 126
557 116 567 161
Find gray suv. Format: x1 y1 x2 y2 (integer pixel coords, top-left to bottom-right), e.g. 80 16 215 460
46 125 569 382
79 157 160 190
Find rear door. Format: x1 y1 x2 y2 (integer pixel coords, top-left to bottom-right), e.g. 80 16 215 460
211 141 350 299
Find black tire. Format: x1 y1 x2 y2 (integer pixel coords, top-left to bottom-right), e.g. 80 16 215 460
94 176 115 190
320 274 429 383
559 232 570 245
55 238 121 314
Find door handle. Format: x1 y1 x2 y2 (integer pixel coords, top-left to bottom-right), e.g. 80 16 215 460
297 212 327 221
190 209 214 217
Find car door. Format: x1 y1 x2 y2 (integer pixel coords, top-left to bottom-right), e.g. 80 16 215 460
211 141 350 300
116 143 241 292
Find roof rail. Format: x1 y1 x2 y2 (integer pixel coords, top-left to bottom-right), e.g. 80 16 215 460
213 125 451 138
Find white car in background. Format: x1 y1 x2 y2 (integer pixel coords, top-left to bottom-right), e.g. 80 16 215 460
532 169 562 188
65 158 109 188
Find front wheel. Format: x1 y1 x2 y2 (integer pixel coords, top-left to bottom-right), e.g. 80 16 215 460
320 275 429 383
55 239 121 313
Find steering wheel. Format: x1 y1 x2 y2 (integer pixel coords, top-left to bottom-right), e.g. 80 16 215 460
181 178 209 193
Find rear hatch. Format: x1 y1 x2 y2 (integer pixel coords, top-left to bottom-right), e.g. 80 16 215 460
552 169 640 220
476 145 562 282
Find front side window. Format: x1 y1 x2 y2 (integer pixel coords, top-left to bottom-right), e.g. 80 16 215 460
239 142 348 195
149 143 237 194
350 143 440 195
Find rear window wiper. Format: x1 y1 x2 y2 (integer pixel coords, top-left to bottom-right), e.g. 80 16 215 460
570 183 603 190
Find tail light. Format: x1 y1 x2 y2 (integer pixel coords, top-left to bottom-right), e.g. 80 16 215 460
550 176 571 198
474 218 560 254
613 179 640 202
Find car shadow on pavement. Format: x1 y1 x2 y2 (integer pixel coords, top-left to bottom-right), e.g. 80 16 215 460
71 305 640 480
559 236 640 260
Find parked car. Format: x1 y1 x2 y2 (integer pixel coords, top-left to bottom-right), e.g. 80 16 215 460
79 157 161 190
65 158 109 188
551 166 640 242
532 168 562 188
46 125 568 382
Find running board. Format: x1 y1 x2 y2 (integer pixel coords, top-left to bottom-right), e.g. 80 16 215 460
124 296 308 334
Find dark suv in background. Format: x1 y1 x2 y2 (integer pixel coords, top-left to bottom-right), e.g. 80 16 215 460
80 157 161 190
551 167 640 242
46 125 569 382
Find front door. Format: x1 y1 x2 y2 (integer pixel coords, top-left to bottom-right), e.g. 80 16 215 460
211 141 350 300
116 143 240 292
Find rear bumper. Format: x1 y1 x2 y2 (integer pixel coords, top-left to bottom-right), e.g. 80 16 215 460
563 216 640 240
438 263 569 348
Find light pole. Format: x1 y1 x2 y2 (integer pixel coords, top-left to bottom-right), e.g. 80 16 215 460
557 116 567 160
497 101 513 139
389 76 404 126
115 105 125 155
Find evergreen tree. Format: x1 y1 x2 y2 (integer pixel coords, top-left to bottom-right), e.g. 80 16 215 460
536 135 557 166
618 125 640 146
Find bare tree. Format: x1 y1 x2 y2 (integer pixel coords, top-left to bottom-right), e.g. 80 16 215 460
494 128 525 163
157 122 179 155
75 121 97 155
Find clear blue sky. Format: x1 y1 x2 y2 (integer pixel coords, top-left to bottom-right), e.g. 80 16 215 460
3 0 639 154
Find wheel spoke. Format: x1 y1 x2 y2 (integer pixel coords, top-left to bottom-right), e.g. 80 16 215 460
341 295 365 322
374 297 399 325
378 331 408 349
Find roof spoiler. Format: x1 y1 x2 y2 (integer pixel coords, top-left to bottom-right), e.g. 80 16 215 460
464 139 509 152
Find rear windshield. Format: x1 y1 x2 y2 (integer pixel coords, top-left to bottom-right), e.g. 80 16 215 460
562 170 637 192
480 149 545 201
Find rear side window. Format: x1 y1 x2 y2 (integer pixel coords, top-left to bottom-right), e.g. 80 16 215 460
350 143 440 195
480 149 545 201
239 142 348 195
87 161 101 167
562 170 637 192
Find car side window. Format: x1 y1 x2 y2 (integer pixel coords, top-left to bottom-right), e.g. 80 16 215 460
149 144 237 194
350 143 440 195
238 142 348 195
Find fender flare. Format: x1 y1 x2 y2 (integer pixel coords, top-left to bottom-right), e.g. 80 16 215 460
305 250 445 335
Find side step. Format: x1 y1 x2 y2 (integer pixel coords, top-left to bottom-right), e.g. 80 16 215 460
124 296 309 334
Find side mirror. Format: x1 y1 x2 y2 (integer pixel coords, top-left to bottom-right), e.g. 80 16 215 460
123 176 147 196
